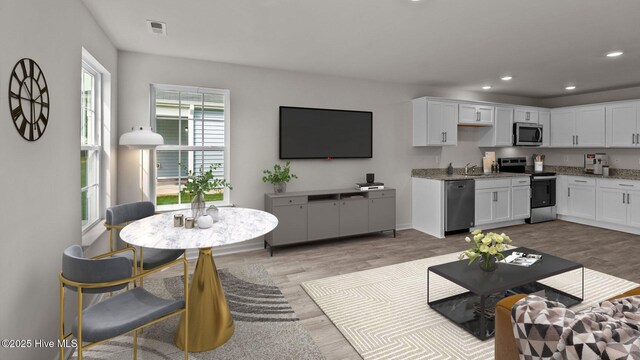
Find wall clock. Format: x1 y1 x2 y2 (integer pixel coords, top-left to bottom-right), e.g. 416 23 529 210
8 58 50 141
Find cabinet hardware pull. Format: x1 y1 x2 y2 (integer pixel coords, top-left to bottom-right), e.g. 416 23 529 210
289 199 292 203
526 112 530 121
575 180 587 183
442 132 445 143
477 111 480 121
623 193 626 204
628 193 631 204
300 205 303 209
633 134 636 145
576 135 579 145
572 135 575 145
444 132 447 142
568 188 571 197
619 184 634 187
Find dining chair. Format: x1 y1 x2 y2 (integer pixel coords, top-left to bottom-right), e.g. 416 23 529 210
105 201 184 276
59 244 188 360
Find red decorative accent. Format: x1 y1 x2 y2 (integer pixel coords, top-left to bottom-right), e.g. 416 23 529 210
325 157 333 161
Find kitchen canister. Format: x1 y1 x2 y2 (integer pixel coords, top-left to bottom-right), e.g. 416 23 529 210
184 217 195 229
534 161 544 172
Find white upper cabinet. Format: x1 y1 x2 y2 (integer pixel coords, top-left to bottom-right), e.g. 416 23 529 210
539 111 550 147
514 108 540 123
575 106 606 147
458 103 494 126
479 106 513 147
549 106 605 147
550 108 576 147
606 101 639 147
412 97 458 146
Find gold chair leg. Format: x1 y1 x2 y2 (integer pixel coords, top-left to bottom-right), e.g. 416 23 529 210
133 329 138 360
59 280 65 360
77 289 83 360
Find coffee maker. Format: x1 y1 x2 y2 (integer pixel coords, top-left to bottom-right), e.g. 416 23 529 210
584 153 608 175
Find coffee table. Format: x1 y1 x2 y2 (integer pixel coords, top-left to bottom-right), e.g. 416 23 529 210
427 247 583 340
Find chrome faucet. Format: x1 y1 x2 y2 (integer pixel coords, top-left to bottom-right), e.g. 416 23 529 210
464 163 477 175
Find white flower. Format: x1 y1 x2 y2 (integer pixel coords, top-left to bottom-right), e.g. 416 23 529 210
472 229 482 235
465 236 471 243
481 237 492 245
488 246 498 255
474 234 484 242
479 244 489 253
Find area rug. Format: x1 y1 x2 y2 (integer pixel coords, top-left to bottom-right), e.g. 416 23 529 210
74 264 324 360
302 252 639 360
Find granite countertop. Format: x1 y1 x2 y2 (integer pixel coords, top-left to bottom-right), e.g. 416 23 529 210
411 168 530 180
412 166 640 181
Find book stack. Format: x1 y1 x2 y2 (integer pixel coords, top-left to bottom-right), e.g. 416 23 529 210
356 182 384 191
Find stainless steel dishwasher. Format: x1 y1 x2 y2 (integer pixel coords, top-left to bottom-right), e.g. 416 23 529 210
445 179 475 234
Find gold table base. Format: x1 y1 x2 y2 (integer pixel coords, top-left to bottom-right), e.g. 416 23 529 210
175 248 234 352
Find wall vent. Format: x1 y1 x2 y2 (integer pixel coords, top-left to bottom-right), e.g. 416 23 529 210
146 20 167 36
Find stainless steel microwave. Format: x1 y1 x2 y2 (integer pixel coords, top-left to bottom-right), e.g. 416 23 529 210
513 122 543 146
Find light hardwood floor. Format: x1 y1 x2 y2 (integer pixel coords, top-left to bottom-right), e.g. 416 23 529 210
167 220 640 359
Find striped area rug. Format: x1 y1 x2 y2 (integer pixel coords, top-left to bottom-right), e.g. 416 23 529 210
302 252 639 360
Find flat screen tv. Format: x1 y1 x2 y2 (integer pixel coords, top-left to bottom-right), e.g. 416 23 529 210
279 106 372 159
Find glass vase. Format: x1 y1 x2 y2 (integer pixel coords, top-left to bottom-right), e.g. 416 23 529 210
191 192 206 219
274 181 287 193
479 255 497 272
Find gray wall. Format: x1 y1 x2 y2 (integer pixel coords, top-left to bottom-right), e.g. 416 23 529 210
0 1 117 359
117 51 537 230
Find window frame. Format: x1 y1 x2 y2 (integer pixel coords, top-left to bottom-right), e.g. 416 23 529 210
81 59 102 233
150 84 231 210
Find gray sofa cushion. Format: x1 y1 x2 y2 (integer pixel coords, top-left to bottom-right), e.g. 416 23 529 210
72 287 185 343
63 245 131 294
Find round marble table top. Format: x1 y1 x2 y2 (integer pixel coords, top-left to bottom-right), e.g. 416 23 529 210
120 207 278 250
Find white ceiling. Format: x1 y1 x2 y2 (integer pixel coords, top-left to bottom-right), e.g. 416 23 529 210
82 0 640 98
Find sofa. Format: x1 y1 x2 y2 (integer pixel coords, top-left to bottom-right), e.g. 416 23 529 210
494 286 640 360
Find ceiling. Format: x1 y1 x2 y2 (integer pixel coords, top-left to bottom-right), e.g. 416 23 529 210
82 0 640 98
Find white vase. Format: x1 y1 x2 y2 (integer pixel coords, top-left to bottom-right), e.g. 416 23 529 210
197 215 214 229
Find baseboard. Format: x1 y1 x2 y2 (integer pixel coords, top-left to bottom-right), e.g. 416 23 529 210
471 219 526 232
557 215 640 235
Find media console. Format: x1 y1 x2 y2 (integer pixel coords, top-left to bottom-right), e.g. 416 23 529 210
264 188 396 256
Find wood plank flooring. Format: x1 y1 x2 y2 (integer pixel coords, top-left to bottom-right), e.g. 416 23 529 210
163 221 640 359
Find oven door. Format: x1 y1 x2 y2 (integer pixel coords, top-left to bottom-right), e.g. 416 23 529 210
531 176 556 208
514 123 543 146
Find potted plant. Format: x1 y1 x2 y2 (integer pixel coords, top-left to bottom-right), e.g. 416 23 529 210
181 163 232 219
262 161 298 193
459 230 512 272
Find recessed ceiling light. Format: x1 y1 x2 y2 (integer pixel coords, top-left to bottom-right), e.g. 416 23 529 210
565 85 576 90
482 85 492 90
500 76 513 81
606 51 624 57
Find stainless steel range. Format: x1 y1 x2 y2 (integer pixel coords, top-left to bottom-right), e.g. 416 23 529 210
498 157 557 224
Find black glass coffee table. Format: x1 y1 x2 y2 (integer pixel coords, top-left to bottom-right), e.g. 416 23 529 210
427 247 583 340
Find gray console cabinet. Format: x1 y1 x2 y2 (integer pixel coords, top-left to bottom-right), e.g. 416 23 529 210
264 188 396 255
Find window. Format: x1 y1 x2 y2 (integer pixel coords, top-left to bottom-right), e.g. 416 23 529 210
152 85 230 209
81 60 101 230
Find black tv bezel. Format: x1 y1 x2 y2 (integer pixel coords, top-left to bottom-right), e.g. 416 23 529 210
278 106 373 160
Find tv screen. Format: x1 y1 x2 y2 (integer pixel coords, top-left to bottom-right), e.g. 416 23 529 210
279 106 373 159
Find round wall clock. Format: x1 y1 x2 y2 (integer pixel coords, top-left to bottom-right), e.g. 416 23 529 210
8 58 50 141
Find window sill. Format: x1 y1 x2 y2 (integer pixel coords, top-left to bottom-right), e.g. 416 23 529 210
82 219 106 246
156 202 233 213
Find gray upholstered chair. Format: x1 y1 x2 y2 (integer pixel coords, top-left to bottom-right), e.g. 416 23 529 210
105 201 184 273
59 245 188 360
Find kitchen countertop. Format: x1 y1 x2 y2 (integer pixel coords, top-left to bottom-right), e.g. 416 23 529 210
412 166 640 181
411 168 530 180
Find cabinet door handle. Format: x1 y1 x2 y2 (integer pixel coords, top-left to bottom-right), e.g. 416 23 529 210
476 111 480 121
623 193 626 204
568 188 571 197
576 135 579 145
633 134 636 145
572 135 575 145
444 132 447 142
300 205 303 209
442 132 445 143
619 184 634 187
526 112 530 121
627 193 631 204
575 180 588 183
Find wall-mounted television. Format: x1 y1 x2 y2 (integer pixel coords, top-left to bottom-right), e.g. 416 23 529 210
279 106 373 159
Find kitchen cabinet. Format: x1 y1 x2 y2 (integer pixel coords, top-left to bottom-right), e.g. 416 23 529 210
550 106 605 147
339 198 369 236
412 97 458 146
514 108 540 123
474 179 512 226
606 101 639 147
597 179 640 227
539 111 550 147
511 185 531 220
459 103 494 126
479 106 513 147
561 177 596 220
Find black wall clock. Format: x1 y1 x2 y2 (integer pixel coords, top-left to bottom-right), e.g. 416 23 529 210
8 58 50 141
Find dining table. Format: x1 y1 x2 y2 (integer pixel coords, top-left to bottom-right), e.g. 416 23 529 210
120 207 278 352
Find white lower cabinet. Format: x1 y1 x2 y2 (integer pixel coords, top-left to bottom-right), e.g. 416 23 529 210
474 178 519 226
568 185 596 220
597 179 640 228
511 186 531 220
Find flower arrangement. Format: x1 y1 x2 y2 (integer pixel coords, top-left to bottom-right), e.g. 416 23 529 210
180 163 232 218
459 230 512 272
262 161 298 193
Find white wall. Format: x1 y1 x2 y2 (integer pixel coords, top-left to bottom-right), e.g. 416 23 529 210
0 1 117 359
117 51 537 233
